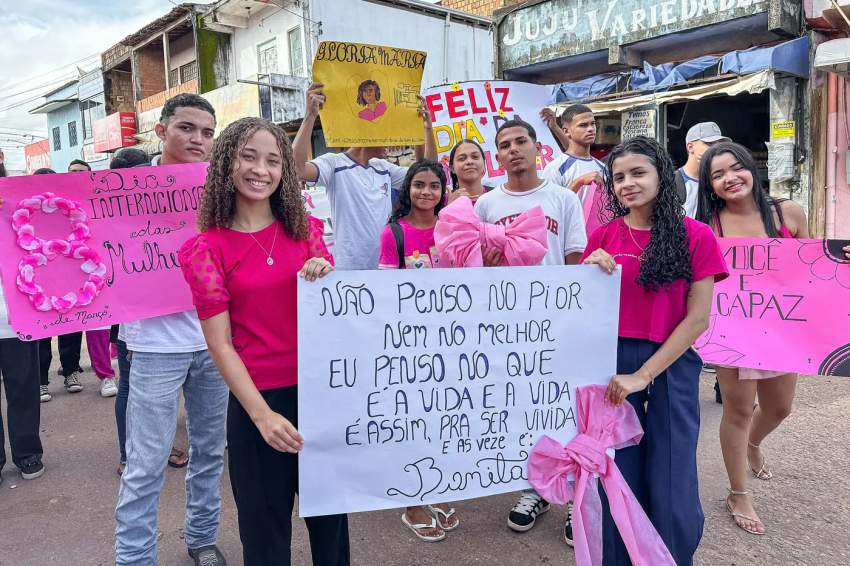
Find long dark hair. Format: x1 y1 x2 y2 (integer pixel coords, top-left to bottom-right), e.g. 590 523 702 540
696 142 780 237
388 158 446 223
448 139 486 191
356 80 381 106
600 136 692 292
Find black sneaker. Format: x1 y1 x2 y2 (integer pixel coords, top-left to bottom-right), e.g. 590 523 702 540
714 378 722 405
703 363 716 374
508 490 550 532
21 460 44 480
64 371 83 393
564 500 574 547
188 545 226 565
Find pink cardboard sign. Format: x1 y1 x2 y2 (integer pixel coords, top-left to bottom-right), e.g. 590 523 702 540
0 163 206 340
695 237 850 377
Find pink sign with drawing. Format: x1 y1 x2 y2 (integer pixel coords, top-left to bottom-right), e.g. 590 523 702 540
695 238 850 377
0 163 206 340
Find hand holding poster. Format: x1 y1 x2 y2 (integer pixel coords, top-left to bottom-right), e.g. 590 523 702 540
423 81 562 187
313 41 427 147
0 164 204 340
297 266 620 517
695 238 850 377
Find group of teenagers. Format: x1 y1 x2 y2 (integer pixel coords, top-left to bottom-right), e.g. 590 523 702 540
0 78 848 566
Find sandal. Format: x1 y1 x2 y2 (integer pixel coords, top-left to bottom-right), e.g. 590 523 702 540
117 462 125 476
168 448 189 469
725 488 765 535
401 512 446 542
747 441 773 480
427 504 459 531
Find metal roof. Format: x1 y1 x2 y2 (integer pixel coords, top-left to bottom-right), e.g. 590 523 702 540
28 98 78 115
118 3 203 47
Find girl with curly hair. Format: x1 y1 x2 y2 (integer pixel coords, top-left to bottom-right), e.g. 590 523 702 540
179 117 349 565
581 136 728 566
696 142 837 536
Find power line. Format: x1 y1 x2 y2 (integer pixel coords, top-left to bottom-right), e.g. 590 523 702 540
0 72 80 105
0 53 100 95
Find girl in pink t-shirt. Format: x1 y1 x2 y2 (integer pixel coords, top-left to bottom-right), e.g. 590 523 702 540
581 136 728 566
179 118 348 564
696 142 834 536
378 159 459 543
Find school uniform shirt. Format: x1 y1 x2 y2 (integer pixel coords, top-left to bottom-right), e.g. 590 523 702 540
581 217 729 342
118 153 208 353
680 168 699 218
542 152 606 206
474 180 587 266
306 152 407 271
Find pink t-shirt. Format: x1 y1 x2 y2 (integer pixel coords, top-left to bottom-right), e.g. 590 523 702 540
581 216 729 343
179 216 333 390
378 219 443 269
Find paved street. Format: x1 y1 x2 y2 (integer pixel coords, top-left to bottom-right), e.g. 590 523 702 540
2 347 849 566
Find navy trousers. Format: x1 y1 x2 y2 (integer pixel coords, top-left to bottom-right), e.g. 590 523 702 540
600 338 704 566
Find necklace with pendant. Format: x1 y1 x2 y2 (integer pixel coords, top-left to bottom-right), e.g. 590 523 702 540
234 220 277 266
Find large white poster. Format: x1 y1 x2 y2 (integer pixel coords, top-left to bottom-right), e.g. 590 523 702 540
423 80 563 188
297 266 620 517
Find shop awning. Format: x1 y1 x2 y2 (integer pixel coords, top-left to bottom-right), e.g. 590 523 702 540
574 70 776 115
550 37 808 105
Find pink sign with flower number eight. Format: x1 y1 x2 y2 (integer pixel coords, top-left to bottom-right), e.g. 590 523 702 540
0 163 207 340
695 237 850 377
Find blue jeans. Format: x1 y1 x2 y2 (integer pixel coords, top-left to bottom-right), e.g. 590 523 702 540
114 340 131 465
114 350 228 565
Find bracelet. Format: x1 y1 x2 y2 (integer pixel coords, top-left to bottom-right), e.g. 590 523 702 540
641 364 655 384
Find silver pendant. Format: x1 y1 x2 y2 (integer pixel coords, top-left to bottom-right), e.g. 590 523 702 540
267 257 274 266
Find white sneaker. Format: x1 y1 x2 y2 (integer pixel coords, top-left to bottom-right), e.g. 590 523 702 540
40 384 52 402
100 377 118 397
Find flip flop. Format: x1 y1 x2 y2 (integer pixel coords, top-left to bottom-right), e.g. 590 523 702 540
401 513 445 542
427 504 459 531
168 449 189 469
726 489 765 535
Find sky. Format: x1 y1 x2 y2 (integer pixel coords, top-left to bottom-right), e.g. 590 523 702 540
0 0 217 171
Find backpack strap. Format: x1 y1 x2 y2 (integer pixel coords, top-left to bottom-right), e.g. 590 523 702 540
389 221 405 270
674 169 687 203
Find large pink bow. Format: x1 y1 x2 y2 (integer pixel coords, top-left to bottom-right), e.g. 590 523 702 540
528 385 676 566
434 196 547 267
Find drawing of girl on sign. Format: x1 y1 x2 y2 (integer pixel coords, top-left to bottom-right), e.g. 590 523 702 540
356 79 387 122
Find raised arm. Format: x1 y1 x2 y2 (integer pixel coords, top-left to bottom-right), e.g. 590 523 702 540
293 82 325 183
540 108 570 152
413 95 438 161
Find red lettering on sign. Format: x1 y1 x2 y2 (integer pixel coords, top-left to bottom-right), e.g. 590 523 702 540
494 88 513 112
426 93 444 123
467 88 488 114
446 90 468 119
485 151 504 177
485 88 497 112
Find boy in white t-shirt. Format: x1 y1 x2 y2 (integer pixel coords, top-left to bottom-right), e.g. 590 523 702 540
541 104 606 207
293 82 438 271
475 119 586 548
475 119 587 267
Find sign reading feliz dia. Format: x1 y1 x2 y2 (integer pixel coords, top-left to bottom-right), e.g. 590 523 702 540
498 0 769 69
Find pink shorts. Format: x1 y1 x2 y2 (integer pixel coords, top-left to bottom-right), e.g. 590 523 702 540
715 366 789 380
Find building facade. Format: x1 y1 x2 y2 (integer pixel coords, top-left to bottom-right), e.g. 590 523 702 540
494 0 815 232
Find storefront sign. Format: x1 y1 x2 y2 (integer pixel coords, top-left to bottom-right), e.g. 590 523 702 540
83 144 108 164
771 121 795 138
93 112 137 153
24 140 51 175
424 81 561 187
0 163 205 340
297 266 620 516
695 238 850 377
621 108 657 140
498 0 770 70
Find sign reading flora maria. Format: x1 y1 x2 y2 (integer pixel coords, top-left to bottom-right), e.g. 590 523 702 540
498 0 770 69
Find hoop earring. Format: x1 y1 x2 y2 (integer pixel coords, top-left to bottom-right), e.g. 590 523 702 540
710 192 719 201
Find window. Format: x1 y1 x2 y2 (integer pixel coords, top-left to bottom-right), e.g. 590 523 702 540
180 61 198 83
258 39 278 75
169 68 179 87
52 126 61 151
80 96 104 141
68 122 78 147
288 27 304 77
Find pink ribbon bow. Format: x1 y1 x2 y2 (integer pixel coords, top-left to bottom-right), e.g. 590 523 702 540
434 196 548 267
528 385 676 566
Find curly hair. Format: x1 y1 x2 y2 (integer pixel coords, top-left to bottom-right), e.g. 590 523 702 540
696 142 781 237
356 80 381 106
599 136 692 292
196 117 308 240
388 158 447 223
